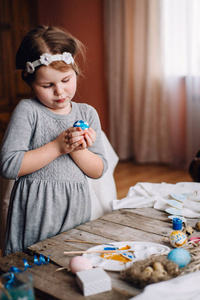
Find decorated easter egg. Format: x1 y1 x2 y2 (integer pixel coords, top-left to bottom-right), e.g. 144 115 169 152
73 120 89 130
169 231 187 248
69 256 93 274
167 248 191 268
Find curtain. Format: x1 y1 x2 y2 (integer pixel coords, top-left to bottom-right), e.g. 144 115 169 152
104 0 200 167
185 0 200 166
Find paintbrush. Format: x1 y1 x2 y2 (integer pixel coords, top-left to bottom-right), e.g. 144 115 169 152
64 239 115 246
63 249 134 255
64 240 102 245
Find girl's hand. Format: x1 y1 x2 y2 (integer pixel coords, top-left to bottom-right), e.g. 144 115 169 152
55 127 86 154
69 127 103 178
74 127 96 150
17 127 91 177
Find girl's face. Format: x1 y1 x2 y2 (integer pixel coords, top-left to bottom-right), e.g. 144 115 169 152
31 66 77 114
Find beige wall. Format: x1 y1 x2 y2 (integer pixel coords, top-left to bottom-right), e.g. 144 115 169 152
37 0 108 134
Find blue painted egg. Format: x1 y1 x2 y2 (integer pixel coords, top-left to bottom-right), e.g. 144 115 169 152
167 248 191 268
73 120 89 130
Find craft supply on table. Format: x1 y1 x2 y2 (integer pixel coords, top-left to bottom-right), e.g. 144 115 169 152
8 254 50 274
64 239 115 246
169 231 187 248
195 222 200 231
0 281 12 300
69 256 93 274
182 226 194 237
167 200 182 210
73 120 89 130
64 239 102 245
64 249 133 255
0 254 49 299
76 267 111 296
165 207 182 216
121 255 181 289
182 242 200 274
168 215 187 224
0 272 35 300
81 241 170 272
170 193 187 202
190 236 200 243
172 217 182 230
121 240 200 289
165 193 187 221
167 248 191 268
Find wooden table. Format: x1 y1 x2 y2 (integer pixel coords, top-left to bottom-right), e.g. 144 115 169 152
0 207 199 299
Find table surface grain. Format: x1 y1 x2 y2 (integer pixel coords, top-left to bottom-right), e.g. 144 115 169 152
0 208 199 300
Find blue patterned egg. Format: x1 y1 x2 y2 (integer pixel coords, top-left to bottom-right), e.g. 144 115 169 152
169 231 187 248
73 120 89 130
167 248 191 267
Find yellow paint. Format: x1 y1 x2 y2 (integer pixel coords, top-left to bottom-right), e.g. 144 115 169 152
119 245 131 250
100 245 132 263
100 253 131 263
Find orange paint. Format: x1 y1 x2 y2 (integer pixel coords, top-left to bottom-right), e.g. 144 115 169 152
100 245 133 263
100 253 131 263
119 245 131 250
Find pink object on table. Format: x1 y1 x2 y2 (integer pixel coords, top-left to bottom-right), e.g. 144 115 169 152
190 237 200 243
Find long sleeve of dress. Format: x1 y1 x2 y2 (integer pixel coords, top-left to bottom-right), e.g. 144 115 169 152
0 100 35 179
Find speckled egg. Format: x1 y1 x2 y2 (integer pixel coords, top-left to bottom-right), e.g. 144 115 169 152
167 248 191 268
169 230 187 248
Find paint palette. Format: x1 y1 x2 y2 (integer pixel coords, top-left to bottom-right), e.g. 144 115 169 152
83 241 170 271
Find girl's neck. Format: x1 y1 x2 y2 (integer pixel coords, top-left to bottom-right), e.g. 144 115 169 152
48 102 72 115
36 98 72 115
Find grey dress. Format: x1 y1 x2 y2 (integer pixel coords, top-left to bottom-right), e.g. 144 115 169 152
0 99 108 255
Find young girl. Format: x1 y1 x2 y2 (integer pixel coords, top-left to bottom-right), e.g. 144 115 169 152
0 25 108 256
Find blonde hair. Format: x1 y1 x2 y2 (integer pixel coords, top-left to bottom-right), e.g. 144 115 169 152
16 25 86 84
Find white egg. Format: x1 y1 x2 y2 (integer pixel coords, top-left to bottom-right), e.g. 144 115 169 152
69 256 93 274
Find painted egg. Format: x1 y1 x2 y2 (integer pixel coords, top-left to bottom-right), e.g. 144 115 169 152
69 256 93 274
167 248 191 268
73 120 89 130
169 230 187 248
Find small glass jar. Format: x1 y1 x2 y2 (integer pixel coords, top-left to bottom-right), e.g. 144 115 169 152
0 272 35 300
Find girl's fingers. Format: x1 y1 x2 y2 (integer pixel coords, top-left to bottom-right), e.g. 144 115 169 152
84 133 93 147
66 135 83 144
85 131 96 144
64 126 97 151
67 139 84 152
81 139 87 149
65 127 89 141
72 139 87 151
88 128 96 142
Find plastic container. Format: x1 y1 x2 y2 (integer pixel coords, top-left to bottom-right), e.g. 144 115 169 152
172 217 182 230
